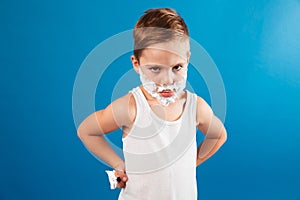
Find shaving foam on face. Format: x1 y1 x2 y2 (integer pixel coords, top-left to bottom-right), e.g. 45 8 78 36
139 68 187 106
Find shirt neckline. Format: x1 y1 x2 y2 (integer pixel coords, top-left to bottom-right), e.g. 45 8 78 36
137 86 189 125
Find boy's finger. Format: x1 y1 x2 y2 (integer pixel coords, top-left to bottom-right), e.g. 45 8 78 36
117 181 126 188
115 171 128 183
115 170 124 177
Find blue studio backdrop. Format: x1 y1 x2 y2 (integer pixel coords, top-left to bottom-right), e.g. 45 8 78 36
1 0 300 199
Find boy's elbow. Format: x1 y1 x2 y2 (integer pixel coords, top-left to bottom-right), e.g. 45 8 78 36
77 129 84 141
221 129 227 144
77 129 83 140
77 123 88 140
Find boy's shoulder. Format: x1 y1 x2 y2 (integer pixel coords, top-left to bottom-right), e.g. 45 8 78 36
193 94 213 126
110 92 136 128
113 90 136 109
185 90 206 104
185 90 208 105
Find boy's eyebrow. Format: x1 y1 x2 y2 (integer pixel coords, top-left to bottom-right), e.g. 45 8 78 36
144 62 186 68
144 64 164 67
170 62 186 67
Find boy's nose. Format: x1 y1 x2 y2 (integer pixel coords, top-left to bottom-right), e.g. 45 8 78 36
161 71 174 85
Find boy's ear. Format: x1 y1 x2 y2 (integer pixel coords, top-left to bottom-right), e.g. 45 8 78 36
131 55 140 73
187 51 191 63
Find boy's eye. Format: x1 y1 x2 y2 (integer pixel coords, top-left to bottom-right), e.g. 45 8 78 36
172 65 182 71
150 66 161 72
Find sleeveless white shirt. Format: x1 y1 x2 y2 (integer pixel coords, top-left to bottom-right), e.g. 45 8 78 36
118 87 198 200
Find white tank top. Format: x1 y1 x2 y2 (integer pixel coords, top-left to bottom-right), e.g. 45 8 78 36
119 87 198 200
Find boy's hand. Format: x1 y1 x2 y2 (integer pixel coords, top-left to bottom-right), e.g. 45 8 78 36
115 170 128 188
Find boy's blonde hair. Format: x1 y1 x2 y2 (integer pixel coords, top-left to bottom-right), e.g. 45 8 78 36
133 8 189 62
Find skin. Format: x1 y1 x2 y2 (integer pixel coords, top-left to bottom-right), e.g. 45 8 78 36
77 41 227 189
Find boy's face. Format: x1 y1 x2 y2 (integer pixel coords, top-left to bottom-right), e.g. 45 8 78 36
132 41 190 105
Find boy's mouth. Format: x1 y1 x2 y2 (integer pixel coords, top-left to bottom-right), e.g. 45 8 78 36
158 89 174 98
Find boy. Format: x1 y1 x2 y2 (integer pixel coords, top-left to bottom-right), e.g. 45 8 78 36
77 8 227 200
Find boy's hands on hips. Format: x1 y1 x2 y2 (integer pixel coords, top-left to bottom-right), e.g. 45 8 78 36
115 170 128 188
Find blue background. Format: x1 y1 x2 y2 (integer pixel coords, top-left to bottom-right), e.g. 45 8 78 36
1 0 300 199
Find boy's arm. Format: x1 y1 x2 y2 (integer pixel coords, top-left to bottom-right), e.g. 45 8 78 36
77 93 135 171
196 96 227 166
